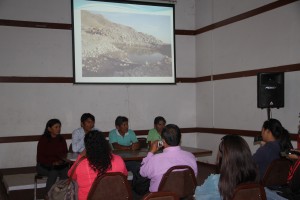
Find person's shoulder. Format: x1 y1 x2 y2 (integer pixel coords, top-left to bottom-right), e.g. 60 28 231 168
111 154 125 162
148 128 157 135
109 129 117 135
72 127 83 134
38 135 48 142
128 129 136 134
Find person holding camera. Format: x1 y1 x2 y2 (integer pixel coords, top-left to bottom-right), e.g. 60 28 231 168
139 124 197 192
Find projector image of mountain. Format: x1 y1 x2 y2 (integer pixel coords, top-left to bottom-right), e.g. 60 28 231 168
80 10 173 77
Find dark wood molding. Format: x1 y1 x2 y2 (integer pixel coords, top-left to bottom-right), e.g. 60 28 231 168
1 1 297 34
175 29 196 35
0 77 73 83
213 63 300 81
1 63 299 83
195 0 299 35
0 19 72 30
0 127 297 143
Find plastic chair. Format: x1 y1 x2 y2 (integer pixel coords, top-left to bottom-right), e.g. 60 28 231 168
158 165 197 200
232 183 266 200
142 191 179 200
87 172 132 200
261 158 292 187
34 174 48 200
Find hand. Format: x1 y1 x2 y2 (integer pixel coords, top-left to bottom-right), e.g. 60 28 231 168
131 142 140 151
288 153 299 160
149 140 160 154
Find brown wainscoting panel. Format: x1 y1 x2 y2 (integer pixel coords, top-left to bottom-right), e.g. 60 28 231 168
195 0 298 35
0 77 73 83
0 19 72 30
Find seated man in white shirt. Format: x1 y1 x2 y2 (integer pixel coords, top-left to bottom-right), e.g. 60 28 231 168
71 113 96 153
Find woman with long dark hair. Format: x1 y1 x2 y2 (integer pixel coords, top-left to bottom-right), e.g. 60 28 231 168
253 118 293 178
195 135 259 200
68 130 127 200
36 119 68 195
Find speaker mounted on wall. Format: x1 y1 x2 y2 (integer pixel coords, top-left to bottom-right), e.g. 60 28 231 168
257 72 284 109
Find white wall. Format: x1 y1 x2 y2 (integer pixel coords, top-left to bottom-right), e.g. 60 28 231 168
0 0 299 168
195 0 300 163
0 0 198 168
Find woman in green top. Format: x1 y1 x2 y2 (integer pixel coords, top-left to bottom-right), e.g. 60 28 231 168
146 116 166 147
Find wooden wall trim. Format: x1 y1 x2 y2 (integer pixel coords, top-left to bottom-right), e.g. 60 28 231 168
0 0 297 34
1 63 299 83
213 63 300 81
0 77 73 83
0 127 297 143
195 0 298 35
0 19 71 30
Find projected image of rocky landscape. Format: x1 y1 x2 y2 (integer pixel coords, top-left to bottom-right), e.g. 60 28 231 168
81 10 173 77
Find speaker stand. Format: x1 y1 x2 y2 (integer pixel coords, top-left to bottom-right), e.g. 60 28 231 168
267 107 271 120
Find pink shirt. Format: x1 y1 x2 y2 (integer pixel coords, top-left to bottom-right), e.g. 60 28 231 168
140 146 197 192
68 154 128 200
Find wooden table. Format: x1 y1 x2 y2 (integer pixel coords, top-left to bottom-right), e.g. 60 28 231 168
67 146 212 162
112 146 212 161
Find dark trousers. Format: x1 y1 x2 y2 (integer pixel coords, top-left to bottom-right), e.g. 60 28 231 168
36 163 69 192
125 160 141 172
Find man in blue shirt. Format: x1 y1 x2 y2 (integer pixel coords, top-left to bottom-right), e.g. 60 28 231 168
72 113 96 152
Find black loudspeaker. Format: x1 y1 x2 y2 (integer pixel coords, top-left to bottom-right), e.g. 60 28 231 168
257 72 284 108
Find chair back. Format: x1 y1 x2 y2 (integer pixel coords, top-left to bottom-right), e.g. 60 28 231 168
288 159 300 192
261 158 292 187
87 172 132 200
142 191 179 200
138 137 148 149
69 143 73 153
158 165 197 199
232 183 266 200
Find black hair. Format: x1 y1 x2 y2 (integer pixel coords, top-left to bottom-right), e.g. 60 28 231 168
154 116 166 125
161 124 181 146
84 130 112 175
80 113 95 123
218 135 259 200
43 118 62 139
115 116 128 126
262 118 292 152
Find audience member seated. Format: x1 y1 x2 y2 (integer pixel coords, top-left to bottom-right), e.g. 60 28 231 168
109 116 140 150
139 124 197 193
36 119 68 197
195 135 259 200
147 116 166 147
253 119 293 178
68 130 127 200
71 113 97 153
109 116 141 172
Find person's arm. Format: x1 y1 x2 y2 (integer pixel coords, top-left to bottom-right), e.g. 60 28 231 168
68 155 82 180
37 137 51 165
72 129 84 152
140 141 160 178
111 142 132 150
130 130 140 150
